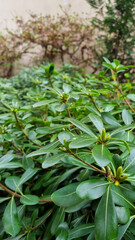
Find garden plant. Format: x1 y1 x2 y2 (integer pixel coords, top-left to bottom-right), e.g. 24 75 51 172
87 0 135 66
0 59 135 239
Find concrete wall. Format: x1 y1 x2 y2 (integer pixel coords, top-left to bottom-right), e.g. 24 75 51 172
0 0 94 33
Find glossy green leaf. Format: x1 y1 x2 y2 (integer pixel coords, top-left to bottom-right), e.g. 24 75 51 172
111 184 135 210
63 83 71 93
20 194 39 205
66 199 89 213
33 99 57 107
119 184 135 201
102 112 121 127
28 131 36 140
0 162 22 169
69 224 94 239
42 153 67 168
116 216 135 240
92 144 112 167
0 197 11 203
124 148 135 172
3 198 21 237
76 179 109 200
51 208 65 235
56 230 69 240
0 153 14 164
116 206 130 224
56 222 69 240
5 176 22 193
69 118 96 137
51 183 83 208
95 186 118 240
36 125 69 135
89 113 104 133
110 123 135 136
58 132 71 144
18 168 39 186
69 134 96 149
27 141 59 157
122 109 133 125
62 155 92 169
127 94 135 101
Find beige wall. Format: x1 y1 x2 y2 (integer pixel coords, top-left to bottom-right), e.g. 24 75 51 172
0 0 94 33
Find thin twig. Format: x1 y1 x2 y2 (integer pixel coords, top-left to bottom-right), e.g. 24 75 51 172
68 149 106 175
67 108 71 118
13 111 42 147
118 87 135 112
89 95 101 113
0 183 53 203
30 209 53 231
0 183 21 198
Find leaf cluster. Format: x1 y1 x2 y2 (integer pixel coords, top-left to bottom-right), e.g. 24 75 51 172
0 60 135 239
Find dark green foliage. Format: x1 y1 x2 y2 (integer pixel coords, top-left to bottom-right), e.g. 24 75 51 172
88 0 135 65
0 60 135 239
86 0 104 9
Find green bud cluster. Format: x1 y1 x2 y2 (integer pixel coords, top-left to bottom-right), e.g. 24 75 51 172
97 128 110 143
115 166 128 186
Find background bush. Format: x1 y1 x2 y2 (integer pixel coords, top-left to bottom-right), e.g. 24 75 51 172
87 0 135 66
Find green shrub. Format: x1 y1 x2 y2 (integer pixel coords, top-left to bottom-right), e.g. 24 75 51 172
87 0 135 66
0 60 135 239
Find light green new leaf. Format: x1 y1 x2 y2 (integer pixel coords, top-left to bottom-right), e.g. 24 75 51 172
3 198 21 237
20 194 39 205
69 118 96 137
51 183 83 208
92 144 112 167
89 113 104 133
95 186 118 240
122 109 133 125
76 179 109 200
